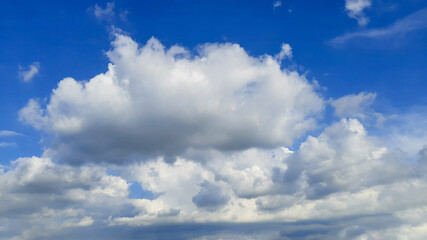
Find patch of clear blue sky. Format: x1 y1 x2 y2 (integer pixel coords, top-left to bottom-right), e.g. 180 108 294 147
0 0 426 164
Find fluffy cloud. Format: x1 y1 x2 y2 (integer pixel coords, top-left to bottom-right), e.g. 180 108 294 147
19 34 323 164
7 34 427 239
345 0 372 26
2 119 427 239
275 43 292 61
0 157 132 239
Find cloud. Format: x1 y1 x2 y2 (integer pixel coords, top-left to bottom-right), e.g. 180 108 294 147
331 92 376 118
0 130 22 137
330 7 427 46
0 142 16 147
19 34 324 164
92 2 115 21
192 181 230 211
0 130 21 148
345 0 372 26
2 119 427 239
0 156 132 239
7 34 427 239
18 62 40 82
273 0 282 9
330 92 385 126
61 216 94 228
275 43 293 61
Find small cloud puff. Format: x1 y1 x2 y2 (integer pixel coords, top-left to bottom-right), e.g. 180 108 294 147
93 2 115 21
345 0 372 26
18 62 40 82
276 43 293 61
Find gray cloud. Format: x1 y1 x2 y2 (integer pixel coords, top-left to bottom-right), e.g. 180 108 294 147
192 181 230 211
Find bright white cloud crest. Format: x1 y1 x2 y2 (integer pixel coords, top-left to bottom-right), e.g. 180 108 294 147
19 34 323 164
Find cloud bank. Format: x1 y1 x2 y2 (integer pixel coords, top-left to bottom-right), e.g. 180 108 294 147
3 34 427 239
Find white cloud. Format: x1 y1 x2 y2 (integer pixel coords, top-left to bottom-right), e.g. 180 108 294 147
275 43 292 61
61 216 94 228
93 2 115 21
345 0 372 26
0 156 131 239
0 130 22 137
19 34 323 164
331 92 385 126
18 62 40 82
332 92 376 118
2 118 427 239
331 7 427 45
6 34 427 239
273 1 282 9
0 142 16 147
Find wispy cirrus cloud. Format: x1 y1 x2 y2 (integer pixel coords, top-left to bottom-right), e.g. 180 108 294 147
0 130 23 137
330 7 427 46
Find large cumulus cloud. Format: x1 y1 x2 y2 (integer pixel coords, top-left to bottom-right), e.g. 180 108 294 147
19 34 323 164
5 34 427 239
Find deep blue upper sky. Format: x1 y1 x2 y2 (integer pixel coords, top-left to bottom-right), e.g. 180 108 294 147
1 0 426 163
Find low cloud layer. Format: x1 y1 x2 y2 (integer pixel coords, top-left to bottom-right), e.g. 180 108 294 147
2 117 427 239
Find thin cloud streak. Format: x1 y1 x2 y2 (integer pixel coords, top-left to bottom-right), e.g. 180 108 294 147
330 7 427 46
0 130 23 137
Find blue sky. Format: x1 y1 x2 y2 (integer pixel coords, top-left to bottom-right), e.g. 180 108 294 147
1 0 427 239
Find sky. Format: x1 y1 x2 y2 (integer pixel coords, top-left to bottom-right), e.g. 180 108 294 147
0 0 427 239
